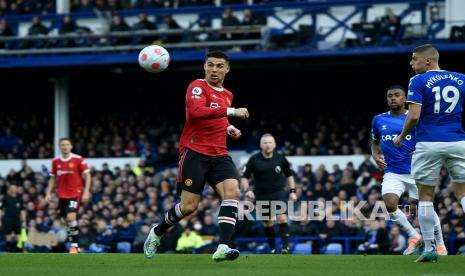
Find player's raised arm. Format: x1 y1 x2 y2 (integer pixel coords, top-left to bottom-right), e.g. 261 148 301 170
186 85 249 120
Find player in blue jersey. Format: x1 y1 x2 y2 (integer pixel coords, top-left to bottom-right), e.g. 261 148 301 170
394 44 465 262
371 85 446 256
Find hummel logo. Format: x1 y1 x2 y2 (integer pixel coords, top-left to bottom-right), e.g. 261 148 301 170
381 125 387 130
212 94 218 98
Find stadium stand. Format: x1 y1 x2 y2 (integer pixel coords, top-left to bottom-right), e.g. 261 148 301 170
1 0 465 259
1 157 464 254
0 112 370 160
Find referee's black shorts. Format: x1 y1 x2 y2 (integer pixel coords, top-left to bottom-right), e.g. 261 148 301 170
255 190 288 203
2 217 21 235
255 190 289 218
177 149 240 195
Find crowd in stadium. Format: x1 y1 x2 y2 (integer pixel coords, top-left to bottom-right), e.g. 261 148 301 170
0 9 266 49
1 152 464 254
0 0 410 50
0 0 286 16
0 113 370 162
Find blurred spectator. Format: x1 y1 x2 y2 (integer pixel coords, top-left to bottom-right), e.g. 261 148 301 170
90 220 116 253
59 15 79 34
0 18 14 49
388 226 406 254
194 17 216 42
175 225 204 253
162 15 182 43
376 8 401 46
199 214 219 236
221 8 240 29
28 16 48 36
131 13 158 44
450 24 465 43
319 220 345 246
242 8 266 27
75 0 94 12
0 1 9 15
58 15 82 47
357 220 389 254
132 224 150 252
109 14 131 45
108 0 123 12
25 16 49 48
41 0 56 15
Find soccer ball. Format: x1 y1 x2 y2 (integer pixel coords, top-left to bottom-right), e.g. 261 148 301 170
138 45 170 73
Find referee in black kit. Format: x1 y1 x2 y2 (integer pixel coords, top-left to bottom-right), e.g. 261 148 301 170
0 183 26 251
241 133 297 254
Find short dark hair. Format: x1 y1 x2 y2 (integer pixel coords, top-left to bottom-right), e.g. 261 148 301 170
413 44 439 63
387 85 406 94
59 137 72 144
205 51 230 64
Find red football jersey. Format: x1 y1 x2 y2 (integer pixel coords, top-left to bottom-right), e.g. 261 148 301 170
179 79 233 156
49 153 90 199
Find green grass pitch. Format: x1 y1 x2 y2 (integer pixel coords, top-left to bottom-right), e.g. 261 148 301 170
0 254 462 276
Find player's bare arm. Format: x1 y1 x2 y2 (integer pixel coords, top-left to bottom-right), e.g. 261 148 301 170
371 139 387 169
45 175 56 203
394 103 421 147
82 172 92 203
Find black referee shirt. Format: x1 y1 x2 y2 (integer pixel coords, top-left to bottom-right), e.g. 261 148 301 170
242 152 292 194
1 195 23 218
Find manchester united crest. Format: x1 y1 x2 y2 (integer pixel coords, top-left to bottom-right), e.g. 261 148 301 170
184 179 193 186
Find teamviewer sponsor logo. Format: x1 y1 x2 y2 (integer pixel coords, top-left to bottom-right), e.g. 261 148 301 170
237 200 413 221
56 170 74 176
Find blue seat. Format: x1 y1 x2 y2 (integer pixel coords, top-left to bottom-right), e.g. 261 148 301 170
116 242 132 253
324 243 343 255
292 243 312 254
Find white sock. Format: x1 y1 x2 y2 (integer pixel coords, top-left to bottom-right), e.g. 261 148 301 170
418 201 436 251
461 197 465 210
389 209 419 238
433 212 445 247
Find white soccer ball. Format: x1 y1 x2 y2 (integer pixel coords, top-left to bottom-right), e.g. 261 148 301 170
138 45 170 73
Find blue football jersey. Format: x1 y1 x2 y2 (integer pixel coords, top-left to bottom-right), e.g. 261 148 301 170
371 112 415 174
408 70 465 142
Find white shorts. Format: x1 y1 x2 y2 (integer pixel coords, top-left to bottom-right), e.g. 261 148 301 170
381 173 418 199
412 141 465 186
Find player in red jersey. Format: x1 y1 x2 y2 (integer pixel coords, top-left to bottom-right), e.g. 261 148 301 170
144 51 249 261
46 138 91 253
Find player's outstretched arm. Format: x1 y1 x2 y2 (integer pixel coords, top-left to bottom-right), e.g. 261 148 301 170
232 108 249 119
